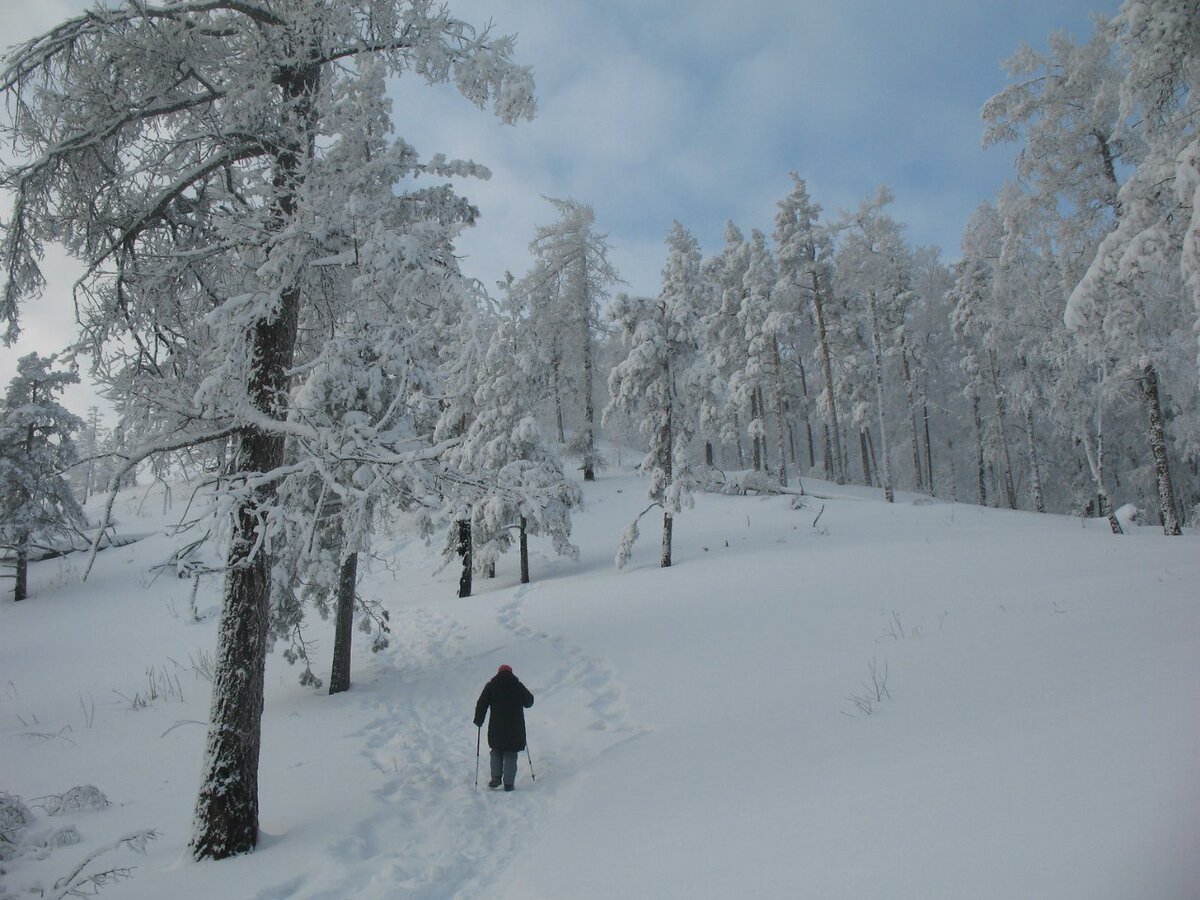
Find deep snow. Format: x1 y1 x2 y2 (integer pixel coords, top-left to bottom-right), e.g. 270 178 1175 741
2 466 1198 899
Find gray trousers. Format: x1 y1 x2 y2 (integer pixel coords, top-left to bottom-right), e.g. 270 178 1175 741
489 749 518 787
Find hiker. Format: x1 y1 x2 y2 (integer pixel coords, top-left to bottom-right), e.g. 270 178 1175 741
474 664 535 791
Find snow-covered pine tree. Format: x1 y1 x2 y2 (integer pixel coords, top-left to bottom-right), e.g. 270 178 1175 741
734 229 792 487
517 198 621 481
0 353 85 602
445 318 581 584
0 1 533 859
774 174 845 483
836 189 916 504
702 222 754 469
606 222 711 568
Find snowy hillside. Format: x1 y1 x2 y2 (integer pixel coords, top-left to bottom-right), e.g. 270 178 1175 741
3 466 1198 899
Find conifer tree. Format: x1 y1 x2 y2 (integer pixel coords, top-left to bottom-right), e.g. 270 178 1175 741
0 353 85 602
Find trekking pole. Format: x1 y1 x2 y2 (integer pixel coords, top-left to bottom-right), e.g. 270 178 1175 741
474 726 481 791
526 744 536 782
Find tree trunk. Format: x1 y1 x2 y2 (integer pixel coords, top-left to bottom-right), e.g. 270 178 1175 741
771 339 788 487
987 351 1016 510
797 360 815 471
580 270 597 481
661 376 673 568
866 427 881 490
1080 427 1123 534
970 389 987 507
14 532 28 602
1139 360 1181 535
748 391 758 472
192 59 318 862
867 291 893 503
328 551 358 696
519 516 529 584
1025 407 1045 514
457 519 473 598
900 343 924 492
859 428 873 486
810 268 845 483
922 392 934 495
551 351 566 445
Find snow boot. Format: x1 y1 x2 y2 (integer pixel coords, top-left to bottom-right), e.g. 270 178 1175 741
503 784 514 792
488 777 501 789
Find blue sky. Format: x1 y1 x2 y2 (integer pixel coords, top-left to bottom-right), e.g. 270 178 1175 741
2 0 1122 411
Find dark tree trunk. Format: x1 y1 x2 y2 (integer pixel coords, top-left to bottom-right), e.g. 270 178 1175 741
661 381 673 568
810 268 845 483
705 441 714 466
14 532 28 602
192 60 317 862
1139 361 1181 535
867 291 893 504
328 551 358 695
750 390 763 472
859 428 872 486
922 393 934 495
457 519 472 598
519 516 529 585
970 389 987 507
900 345 923 492
797 360 815 470
581 281 597 481
866 427 881 493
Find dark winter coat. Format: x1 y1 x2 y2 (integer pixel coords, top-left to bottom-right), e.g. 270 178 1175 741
474 670 534 752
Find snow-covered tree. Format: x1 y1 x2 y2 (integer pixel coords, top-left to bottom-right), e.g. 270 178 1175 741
0 0 533 859
517 198 621 480
733 229 792 486
0 353 85 602
606 222 711 568
774 174 845 483
445 318 581 585
986 12 1189 533
702 222 753 468
836 189 915 503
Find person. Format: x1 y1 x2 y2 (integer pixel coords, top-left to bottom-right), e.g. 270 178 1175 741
473 664 534 791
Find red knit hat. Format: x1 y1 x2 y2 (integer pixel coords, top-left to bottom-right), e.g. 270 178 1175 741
497 664 512 674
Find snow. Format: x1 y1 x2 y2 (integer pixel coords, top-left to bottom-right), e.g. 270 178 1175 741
3 465 1199 899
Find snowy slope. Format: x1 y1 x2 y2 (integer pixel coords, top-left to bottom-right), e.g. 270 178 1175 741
2 468 1198 899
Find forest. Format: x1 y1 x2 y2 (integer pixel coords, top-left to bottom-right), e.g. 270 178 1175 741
1 0 1196 864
